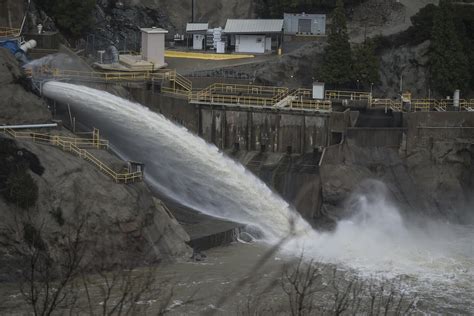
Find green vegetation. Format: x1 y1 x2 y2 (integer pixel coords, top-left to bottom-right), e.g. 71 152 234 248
320 0 353 87
4 170 38 209
35 0 96 39
429 0 471 96
0 138 41 210
352 38 380 88
375 1 474 95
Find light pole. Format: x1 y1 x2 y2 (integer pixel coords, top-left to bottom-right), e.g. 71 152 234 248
370 82 374 95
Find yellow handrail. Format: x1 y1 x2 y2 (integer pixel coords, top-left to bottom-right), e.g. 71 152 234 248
325 90 371 101
289 99 332 111
4 129 142 183
0 27 20 38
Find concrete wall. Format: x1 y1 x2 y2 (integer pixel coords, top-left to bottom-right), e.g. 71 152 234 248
129 89 341 154
405 112 474 154
346 128 404 148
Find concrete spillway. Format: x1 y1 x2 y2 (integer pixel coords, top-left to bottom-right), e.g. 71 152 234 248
42 82 474 311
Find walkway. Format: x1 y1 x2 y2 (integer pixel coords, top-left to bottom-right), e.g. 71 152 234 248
165 50 254 60
4 128 143 184
28 66 474 113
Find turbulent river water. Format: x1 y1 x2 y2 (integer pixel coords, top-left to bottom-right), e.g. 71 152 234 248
43 82 474 313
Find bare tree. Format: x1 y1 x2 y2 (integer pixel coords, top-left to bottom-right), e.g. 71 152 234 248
79 260 172 315
6 216 175 316
281 255 325 316
12 220 85 316
279 256 418 316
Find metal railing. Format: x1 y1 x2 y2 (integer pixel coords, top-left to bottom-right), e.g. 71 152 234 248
190 93 277 107
370 99 402 111
288 99 332 111
202 83 288 97
29 66 152 82
0 27 20 38
325 90 371 101
4 129 142 184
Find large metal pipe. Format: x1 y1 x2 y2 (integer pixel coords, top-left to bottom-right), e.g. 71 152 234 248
0 123 58 129
20 39 37 52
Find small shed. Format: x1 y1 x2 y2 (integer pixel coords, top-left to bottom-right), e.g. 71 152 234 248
284 13 326 36
223 19 284 54
312 82 325 100
140 27 167 68
186 23 209 50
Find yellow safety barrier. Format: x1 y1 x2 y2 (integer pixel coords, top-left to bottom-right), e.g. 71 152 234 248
0 27 20 38
412 99 432 112
370 99 402 111
326 90 371 101
205 83 288 97
165 50 254 60
289 99 332 111
4 129 142 184
191 93 277 107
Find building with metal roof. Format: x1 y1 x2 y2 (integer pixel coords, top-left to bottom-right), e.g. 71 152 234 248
186 23 209 50
223 19 284 54
224 19 284 34
186 23 209 33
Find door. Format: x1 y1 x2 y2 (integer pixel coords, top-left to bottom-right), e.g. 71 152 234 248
298 18 312 34
236 35 265 53
265 37 271 52
193 34 204 50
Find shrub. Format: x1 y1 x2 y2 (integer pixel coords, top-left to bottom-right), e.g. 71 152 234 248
3 170 39 210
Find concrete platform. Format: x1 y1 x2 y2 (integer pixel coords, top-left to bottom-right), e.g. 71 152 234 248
161 197 243 251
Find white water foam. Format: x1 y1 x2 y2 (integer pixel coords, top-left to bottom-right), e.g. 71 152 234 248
43 82 474 311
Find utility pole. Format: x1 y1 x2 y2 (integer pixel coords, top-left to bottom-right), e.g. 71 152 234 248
191 0 195 23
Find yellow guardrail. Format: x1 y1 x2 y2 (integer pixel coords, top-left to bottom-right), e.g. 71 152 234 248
289 99 332 111
4 129 142 184
412 99 432 112
165 50 254 60
326 90 371 101
30 66 152 82
292 88 313 98
370 99 402 111
462 100 474 111
0 27 20 38
191 93 277 107
206 83 289 97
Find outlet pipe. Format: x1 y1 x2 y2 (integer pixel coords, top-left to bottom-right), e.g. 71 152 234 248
0 123 58 130
20 39 37 52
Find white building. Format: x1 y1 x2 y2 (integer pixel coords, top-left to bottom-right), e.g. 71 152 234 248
223 19 284 54
186 23 209 50
284 13 326 36
140 27 167 68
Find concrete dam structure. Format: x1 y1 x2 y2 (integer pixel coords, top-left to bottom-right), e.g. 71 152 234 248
40 81 474 315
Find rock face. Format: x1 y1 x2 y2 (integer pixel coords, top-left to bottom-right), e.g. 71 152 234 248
86 0 255 53
0 48 51 125
377 40 430 98
0 137 191 281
